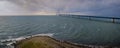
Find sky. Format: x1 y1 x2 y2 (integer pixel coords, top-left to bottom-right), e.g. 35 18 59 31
0 0 120 17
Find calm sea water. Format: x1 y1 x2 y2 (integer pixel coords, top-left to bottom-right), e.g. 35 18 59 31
0 16 120 48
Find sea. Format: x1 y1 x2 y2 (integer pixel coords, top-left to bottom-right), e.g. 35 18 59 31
0 15 120 48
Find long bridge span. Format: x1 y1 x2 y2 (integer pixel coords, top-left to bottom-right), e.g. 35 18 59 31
59 14 120 23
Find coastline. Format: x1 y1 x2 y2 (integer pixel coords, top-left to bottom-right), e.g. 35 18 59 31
14 36 90 48
13 36 120 48
1 33 120 48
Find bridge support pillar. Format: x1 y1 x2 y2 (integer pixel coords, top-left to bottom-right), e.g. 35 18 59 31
112 18 115 23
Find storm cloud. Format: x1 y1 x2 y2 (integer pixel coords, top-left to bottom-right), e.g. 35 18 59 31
0 0 120 17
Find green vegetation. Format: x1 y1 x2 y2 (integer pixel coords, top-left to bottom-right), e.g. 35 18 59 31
16 36 89 48
20 41 53 48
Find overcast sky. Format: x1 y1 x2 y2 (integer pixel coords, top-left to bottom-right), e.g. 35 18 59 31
0 0 120 17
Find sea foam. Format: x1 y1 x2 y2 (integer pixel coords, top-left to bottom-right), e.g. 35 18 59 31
0 33 55 46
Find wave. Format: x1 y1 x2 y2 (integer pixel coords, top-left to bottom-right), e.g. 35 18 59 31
32 33 54 37
0 33 55 47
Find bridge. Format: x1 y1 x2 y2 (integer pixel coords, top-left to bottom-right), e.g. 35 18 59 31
59 14 120 23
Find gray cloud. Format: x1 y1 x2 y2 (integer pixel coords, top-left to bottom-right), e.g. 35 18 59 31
0 0 120 16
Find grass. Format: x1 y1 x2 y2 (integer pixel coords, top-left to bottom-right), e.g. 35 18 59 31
19 41 53 48
16 36 87 48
